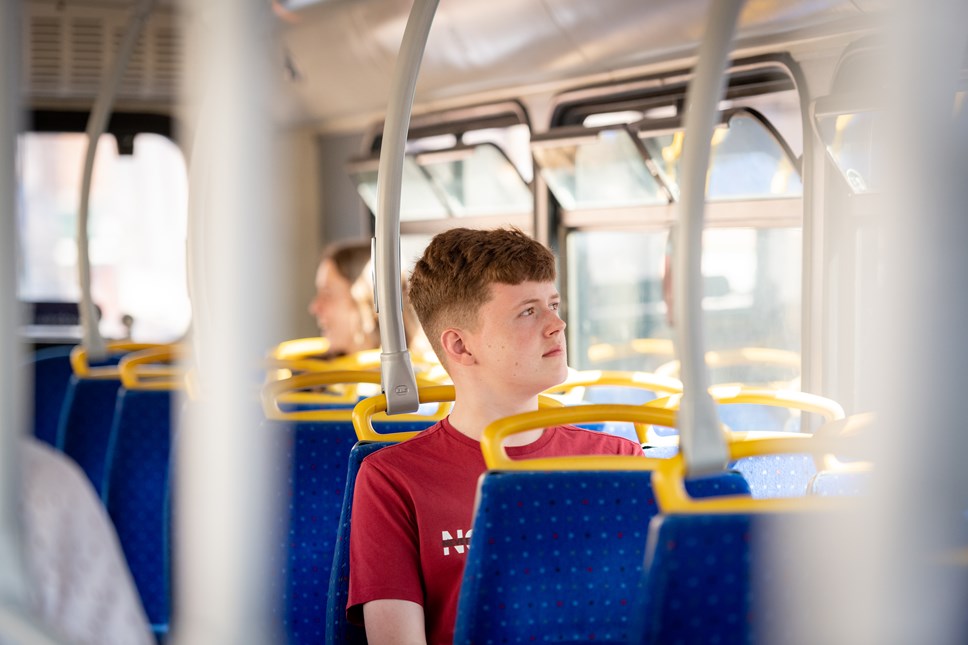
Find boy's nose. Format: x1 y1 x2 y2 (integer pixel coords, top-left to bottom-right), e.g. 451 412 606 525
545 311 566 334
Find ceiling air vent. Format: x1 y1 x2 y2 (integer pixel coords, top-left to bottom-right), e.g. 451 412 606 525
70 17 104 92
25 6 181 104
28 16 62 91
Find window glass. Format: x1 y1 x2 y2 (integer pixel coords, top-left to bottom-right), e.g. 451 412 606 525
567 226 801 385
416 144 532 217
533 129 668 210
639 112 802 201
350 157 450 221
18 132 190 341
815 110 881 194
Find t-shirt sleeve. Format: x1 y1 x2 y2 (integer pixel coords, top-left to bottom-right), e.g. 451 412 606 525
347 457 425 625
617 435 645 456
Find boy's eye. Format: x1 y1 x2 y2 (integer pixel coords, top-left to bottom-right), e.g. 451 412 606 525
522 306 535 317
551 302 560 311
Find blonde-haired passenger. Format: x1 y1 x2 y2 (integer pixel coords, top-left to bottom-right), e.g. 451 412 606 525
308 239 430 359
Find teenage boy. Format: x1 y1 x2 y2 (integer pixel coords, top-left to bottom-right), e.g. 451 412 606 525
347 227 643 644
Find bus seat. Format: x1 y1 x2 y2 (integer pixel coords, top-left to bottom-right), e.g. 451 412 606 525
270 419 434 644
730 452 817 499
453 469 750 643
26 345 75 447
641 513 780 644
267 418 359 644
639 434 856 644
57 375 124 496
100 344 185 638
103 387 174 637
808 469 870 496
324 440 391 645
56 342 160 495
452 404 748 643
322 387 562 643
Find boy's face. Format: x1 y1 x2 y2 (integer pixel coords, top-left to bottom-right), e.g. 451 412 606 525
462 280 568 396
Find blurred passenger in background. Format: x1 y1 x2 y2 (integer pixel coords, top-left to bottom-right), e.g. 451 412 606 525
308 240 430 359
21 436 153 645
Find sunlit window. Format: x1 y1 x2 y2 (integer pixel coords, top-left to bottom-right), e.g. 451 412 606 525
567 227 801 385
18 132 190 342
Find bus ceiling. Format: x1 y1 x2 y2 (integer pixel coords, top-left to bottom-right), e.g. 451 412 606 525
21 0 874 129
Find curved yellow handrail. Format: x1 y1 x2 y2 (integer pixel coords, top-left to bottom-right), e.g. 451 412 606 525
481 404 679 471
265 342 447 384
118 344 186 391
586 338 675 364
543 370 684 397
269 336 331 360
70 341 163 379
654 347 801 383
815 412 875 471
262 370 449 423
648 385 844 422
353 387 566 443
646 385 845 468
651 434 859 514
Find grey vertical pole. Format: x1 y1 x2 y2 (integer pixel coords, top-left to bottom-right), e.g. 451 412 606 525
0 2 63 642
375 0 439 415
173 1 285 642
673 0 746 475
76 0 158 361
0 0 31 614
861 1 968 642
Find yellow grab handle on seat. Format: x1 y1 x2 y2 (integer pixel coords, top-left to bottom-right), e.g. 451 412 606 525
70 341 162 379
481 404 677 471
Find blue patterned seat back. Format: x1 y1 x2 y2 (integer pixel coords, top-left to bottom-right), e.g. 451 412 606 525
730 454 816 499
453 470 751 644
27 345 75 447
325 441 392 645
808 470 869 496
103 388 173 636
57 375 123 496
641 513 796 645
719 404 799 433
267 419 360 644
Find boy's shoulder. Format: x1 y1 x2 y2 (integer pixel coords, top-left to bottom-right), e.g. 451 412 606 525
548 424 644 454
359 420 449 467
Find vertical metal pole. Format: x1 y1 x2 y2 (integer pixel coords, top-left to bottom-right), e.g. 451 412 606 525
375 0 439 415
863 1 968 641
0 0 30 612
0 2 63 641
673 0 746 475
174 1 285 642
76 0 158 360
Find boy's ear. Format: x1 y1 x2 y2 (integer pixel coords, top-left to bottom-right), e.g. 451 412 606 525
440 328 476 366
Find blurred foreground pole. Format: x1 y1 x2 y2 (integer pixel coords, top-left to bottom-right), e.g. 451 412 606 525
173 2 286 643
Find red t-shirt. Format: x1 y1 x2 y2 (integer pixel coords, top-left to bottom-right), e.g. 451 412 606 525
347 416 643 644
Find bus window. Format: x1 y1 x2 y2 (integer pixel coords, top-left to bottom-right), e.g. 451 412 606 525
567 230 671 372
18 132 190 342
568 226 801 385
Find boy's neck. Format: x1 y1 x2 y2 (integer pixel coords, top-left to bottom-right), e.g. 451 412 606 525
446 389 544 446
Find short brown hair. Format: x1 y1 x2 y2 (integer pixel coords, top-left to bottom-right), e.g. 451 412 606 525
408 227 556 358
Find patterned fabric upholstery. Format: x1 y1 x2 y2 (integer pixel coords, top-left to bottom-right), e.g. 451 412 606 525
268 419 361 645
325 441 392 645
103 388 174 636
27 345 75 447
731 454 816 499
808 470 869 496
641 513 795 645
453 470 751 644
57 376 123 496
